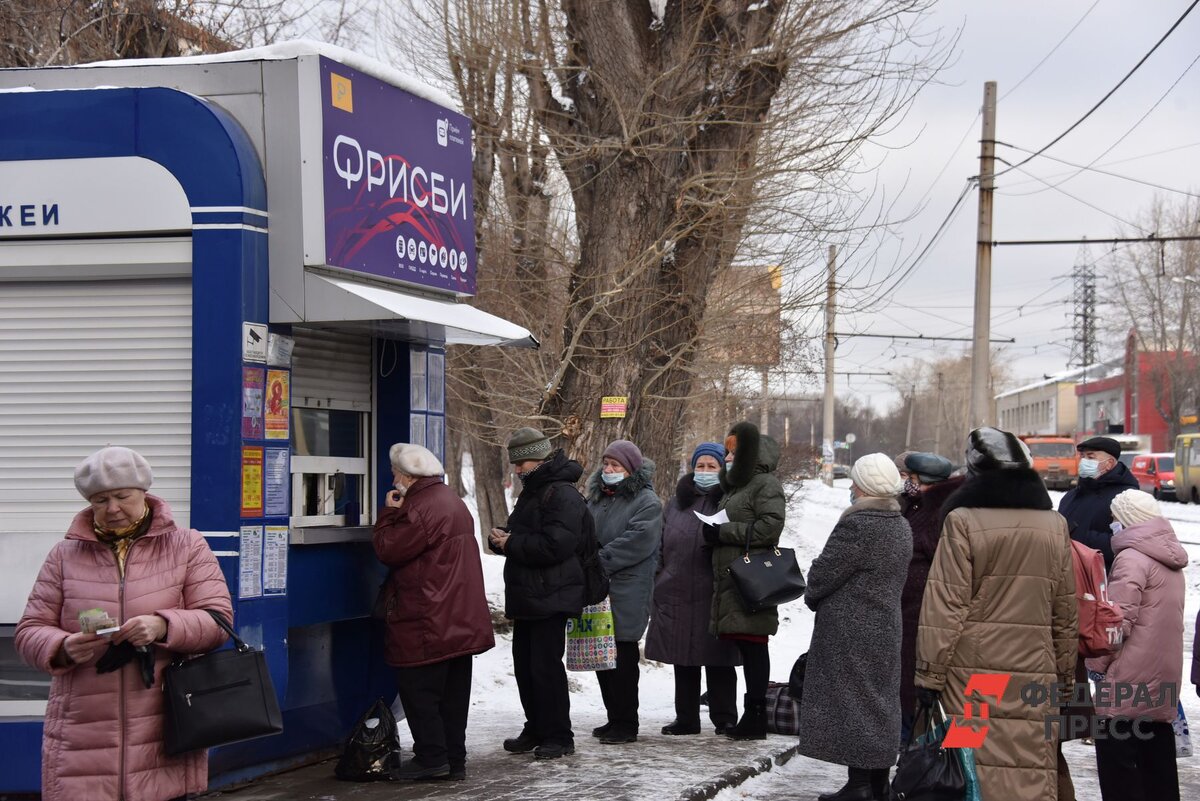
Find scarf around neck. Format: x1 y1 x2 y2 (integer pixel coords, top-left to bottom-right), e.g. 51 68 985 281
93 506 152 577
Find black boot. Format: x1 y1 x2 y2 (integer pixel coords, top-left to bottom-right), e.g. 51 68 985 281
661 719 702 736
725 695 767 740
817 767 874 801
869 767 890 800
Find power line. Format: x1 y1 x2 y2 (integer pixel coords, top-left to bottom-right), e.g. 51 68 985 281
833 332 1016 344
996 159 1152 232
993 235 1200 246
994 142 1200 198
993 0 1200 180
999 0 1103 101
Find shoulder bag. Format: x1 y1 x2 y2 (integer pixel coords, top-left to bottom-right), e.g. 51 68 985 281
162 610 283 755
726 526 806 613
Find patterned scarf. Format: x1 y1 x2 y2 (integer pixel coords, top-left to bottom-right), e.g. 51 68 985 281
93 506 152 577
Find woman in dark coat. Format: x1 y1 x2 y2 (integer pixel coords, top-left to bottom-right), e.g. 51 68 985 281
706 421 785 740
645 442 740 735
799 453 912 801
374 443 495 780
488 427 588 761
897 451 962 740
586 439 663 744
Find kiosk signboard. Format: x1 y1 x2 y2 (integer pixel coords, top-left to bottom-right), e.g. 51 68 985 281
319 56 476 296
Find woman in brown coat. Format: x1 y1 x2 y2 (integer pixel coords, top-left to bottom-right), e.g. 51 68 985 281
916 428 1078 801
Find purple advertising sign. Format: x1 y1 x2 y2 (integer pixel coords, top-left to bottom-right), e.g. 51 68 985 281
321 56 476 295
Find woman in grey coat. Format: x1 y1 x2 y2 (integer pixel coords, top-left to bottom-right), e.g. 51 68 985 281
644 442 740 735
586 439 663 745
798 453 913 801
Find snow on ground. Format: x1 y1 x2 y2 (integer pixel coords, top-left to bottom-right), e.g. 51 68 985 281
442 467 1200 799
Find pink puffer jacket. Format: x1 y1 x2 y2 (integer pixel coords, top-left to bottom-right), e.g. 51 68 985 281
15 495 233 801
1086 516 1187 722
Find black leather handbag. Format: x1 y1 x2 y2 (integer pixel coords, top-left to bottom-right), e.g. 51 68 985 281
726 529 806 613
162 611 283 755
891 701 966 801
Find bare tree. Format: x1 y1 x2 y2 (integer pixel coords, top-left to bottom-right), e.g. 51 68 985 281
1104 196 1200 441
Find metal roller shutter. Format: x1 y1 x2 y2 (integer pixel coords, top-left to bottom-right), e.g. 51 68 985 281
0 277 192 621
290 328 372 410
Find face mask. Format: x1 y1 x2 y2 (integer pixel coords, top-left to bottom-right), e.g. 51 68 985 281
903 479 920 498
1078 458 1100 479
601 472 625 486
694 471 720 490
515 471 529 483
393 482 408 496
849 489 858 505
1110 520 1124 535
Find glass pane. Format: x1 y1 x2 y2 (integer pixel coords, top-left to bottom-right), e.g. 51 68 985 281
0 630 49 701
291 409 363 457
410 349 428 411
1160 456 1175 471
427 415 445 464
409 414 427 447
428 352 445 413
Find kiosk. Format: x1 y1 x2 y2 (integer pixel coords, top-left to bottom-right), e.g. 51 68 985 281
0 41 533 791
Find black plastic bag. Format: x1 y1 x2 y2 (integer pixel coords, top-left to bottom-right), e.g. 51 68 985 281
787 652 807 703
335 698 401 782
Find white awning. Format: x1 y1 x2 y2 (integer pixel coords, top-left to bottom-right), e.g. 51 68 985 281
301 272 538 348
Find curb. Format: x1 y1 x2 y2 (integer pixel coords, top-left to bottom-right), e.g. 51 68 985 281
676 743 800 801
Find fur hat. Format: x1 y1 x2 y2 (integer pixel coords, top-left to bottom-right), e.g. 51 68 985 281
691 442 725 469
602 439 644 474
389 443 444 477
904 452 954 484
850 453 903 497
506 427 552 463
965 427 1032 473
1111 489 1161 527
74 446 153 499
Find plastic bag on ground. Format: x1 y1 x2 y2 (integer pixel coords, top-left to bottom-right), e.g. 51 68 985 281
335 698 402 781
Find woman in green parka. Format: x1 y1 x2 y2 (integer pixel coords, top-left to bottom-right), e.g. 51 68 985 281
703 421 786 740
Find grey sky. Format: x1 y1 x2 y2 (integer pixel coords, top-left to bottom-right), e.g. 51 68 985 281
807 0 1199 413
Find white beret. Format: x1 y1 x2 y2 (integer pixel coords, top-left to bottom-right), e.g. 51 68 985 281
388 443 444 477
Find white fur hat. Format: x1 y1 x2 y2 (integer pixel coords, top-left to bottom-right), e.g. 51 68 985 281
74 446 153 499
850 452 903 497
389 443 444 477
1111 489 1161 527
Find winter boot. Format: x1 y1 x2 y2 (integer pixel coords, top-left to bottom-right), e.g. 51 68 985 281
661 719 702 736
869 767 891 800
724 695 767 740
817 767 874 801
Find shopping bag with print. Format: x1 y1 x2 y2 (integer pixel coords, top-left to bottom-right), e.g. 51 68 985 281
566 597 617 671
1176 701 1193 759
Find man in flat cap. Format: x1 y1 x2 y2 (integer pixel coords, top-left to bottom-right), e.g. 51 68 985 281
1057 436 1138 570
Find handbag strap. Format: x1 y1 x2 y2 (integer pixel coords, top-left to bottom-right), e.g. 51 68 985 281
206 610 252 653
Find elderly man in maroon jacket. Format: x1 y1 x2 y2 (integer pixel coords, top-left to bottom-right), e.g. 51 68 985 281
373 443 495 781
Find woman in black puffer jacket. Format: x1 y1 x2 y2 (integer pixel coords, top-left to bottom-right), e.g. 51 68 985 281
488 428 588 761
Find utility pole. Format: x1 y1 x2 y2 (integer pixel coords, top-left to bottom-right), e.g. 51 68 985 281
904 385 916 449
935 372 945 456
969 81 997 431
822 245 837 486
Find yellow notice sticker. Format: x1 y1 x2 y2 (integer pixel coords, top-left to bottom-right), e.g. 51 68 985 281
330 73 353 112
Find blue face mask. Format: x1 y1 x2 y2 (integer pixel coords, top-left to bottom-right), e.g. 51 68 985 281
601 471 625 486
694 471 720 490
849 489 858 505
1078 458 1101 479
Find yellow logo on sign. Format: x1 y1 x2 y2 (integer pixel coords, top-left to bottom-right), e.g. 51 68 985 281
330 73 353 112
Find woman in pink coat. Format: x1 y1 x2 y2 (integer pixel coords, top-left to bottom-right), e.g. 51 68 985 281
1086 489 1186 801
15 447 233 801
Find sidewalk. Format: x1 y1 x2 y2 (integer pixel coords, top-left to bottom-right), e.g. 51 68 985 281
203 707 800 801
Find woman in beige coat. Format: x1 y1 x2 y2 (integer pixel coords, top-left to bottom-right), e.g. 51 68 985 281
916 428 1078 801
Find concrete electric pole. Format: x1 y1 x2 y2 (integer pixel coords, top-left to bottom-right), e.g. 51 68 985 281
822 245 837 486
969 81 997 431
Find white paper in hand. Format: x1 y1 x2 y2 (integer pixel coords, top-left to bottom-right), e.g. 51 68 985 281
693 509 730 526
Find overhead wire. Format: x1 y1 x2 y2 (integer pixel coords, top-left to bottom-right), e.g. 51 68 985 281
992 0 1200 180
998 0 1103 101
992 144 1200 198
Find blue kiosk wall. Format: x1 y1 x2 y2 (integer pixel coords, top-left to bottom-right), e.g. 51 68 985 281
0 86 404 791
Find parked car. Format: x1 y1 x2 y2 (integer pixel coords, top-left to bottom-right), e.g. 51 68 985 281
831 464 850 479
1129 453 1176 501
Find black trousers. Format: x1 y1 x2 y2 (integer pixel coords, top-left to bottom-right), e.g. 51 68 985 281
675 665 737 727
737 640 770 700
394 654 473 770
1094 718 1179 801
513 615 573 746
596 641 641 733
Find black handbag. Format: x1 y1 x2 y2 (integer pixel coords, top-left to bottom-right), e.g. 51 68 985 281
891 701 966 801
726 528 806 613
162 610 283 755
